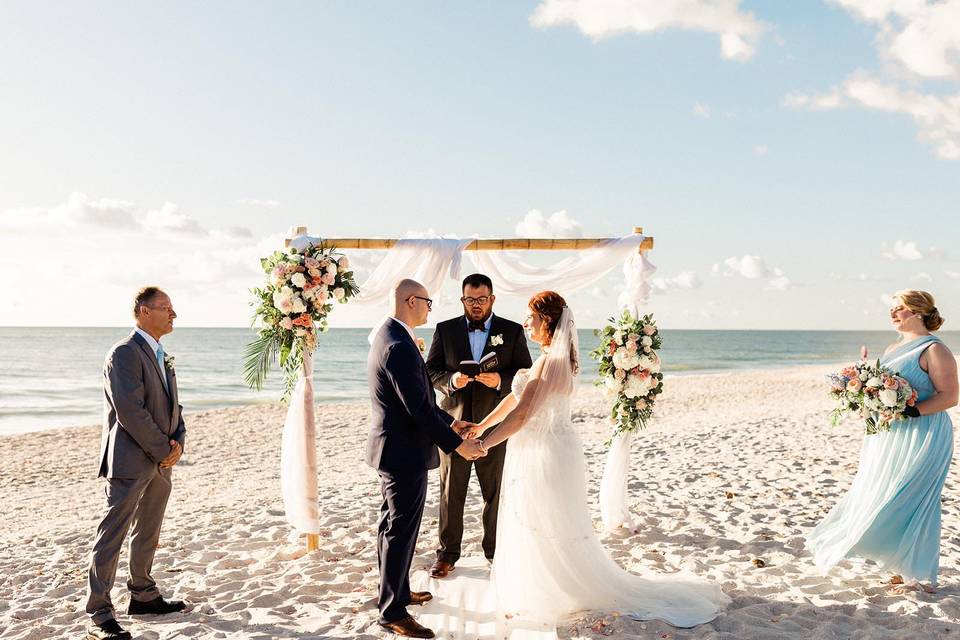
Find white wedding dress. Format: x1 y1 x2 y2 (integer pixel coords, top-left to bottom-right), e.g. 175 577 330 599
414 349 728 639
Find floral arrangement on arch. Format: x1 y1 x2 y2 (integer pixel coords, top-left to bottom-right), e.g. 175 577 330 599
244 241 359 398
590 310 663 444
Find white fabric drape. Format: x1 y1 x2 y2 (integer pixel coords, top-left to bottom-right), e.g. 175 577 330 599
599 431 637 532
281 350 320 534
468 235 646 298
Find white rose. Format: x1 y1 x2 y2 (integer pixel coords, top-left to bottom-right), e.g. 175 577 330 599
614 368 626 382
338 256 350 272
603 376 623 398
290 272 307 288
295 327 306 337
612 330 624 345
866 377 882 388
279 317 294 330
333 287 345 301
624 375 648 399
641 336 653 347
612 348 639 371
326 262 338 275
302 287 315 301
291 296 306 313
273 287 294 314
879 389 899 407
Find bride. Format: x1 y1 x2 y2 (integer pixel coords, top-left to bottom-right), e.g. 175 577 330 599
449 290 729 635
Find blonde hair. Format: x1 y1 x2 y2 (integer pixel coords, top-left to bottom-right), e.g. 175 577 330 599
894 289 944 331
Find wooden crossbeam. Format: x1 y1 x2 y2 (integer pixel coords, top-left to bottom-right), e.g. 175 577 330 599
285 226 654 252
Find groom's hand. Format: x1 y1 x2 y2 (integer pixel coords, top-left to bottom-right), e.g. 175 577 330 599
455 438 486 460
453 420 482 439
159 440 182 468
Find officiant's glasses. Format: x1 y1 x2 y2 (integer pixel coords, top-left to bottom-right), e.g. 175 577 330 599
461 296 490 306
409 295 433 310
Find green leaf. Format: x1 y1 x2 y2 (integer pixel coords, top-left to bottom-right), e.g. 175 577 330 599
243 332 278 391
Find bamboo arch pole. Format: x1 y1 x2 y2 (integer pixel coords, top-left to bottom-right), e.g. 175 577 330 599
289 225 653 552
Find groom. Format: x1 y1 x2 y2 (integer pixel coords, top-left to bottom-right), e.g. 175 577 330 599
85 287 187 640
426 273 532 578
366 279 486 639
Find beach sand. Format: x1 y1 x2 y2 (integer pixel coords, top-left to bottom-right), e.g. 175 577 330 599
2 364 960 639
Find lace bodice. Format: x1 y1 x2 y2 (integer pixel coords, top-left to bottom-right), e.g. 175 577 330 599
511 368 531 399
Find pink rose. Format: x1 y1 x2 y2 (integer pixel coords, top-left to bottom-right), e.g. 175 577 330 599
642 325 656 336
847 378 862 392
279 317 294 330
304 257 320 269
625 340 638 353
636 399 647 409
322 272 336 286
882 377 899 390
841 366 858 379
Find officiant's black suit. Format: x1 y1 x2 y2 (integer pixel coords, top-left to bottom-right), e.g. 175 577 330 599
426 314 532 563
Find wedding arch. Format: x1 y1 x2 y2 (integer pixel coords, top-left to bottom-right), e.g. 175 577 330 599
275 225 657 552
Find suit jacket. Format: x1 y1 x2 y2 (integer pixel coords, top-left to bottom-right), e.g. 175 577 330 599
365 318 463 473
98 331 186 479
426 314 533 426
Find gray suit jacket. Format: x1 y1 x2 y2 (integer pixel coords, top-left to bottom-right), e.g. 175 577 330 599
98 331 186 479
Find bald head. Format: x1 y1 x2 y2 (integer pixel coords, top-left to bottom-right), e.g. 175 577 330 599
392 279 431 327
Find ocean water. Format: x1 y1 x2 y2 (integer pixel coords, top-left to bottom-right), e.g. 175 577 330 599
2 327 958 435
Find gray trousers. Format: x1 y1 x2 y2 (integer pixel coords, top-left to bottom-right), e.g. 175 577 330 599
86 468 172 624
436 441 506 563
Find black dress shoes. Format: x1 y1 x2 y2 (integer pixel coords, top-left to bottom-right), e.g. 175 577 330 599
86 618 132 640
127 596 186 616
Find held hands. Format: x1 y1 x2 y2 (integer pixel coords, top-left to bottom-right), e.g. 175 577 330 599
454 420 483 440
456 438 487 460
159 440 182 468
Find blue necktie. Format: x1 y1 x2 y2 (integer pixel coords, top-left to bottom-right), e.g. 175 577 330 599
156 344 168 390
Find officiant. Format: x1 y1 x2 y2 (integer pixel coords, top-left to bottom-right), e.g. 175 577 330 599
425 273 532 578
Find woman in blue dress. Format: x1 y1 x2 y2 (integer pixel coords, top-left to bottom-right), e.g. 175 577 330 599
807 289 958 593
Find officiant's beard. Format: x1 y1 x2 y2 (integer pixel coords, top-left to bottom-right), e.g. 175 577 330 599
464 305 492 323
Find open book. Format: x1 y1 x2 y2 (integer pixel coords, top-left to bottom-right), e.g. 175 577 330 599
458 352 499 378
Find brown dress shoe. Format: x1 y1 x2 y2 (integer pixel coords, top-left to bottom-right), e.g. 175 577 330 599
430 560 454 579
409 590 433 605
379 615 435 638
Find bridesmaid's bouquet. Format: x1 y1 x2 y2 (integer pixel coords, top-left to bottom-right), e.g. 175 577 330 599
244 241 359 397
590 310 664 444
827 360 917 435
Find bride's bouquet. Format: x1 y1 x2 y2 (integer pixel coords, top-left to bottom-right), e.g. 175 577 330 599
244 241 358 398
827 360 917 435
590 310 663 444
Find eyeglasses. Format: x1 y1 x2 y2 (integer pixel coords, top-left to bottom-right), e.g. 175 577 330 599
409 295 433 310
461 296 491 306
147 305 176 315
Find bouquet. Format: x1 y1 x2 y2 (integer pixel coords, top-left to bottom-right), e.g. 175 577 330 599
244 241 359 398
590 310 664 444
827 360 917 435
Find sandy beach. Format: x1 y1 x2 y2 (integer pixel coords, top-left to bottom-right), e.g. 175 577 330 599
2 363 960 640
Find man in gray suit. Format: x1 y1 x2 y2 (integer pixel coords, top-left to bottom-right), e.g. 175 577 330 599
85 287 187 640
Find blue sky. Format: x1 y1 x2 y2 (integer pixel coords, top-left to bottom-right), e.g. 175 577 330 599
0 1 957 329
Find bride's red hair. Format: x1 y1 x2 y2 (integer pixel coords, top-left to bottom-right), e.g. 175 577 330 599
528 291 567 346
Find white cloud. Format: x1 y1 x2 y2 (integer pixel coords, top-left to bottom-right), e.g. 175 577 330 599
692 103 712 118
912 271 934 282
238 198 281 209
529 0 767 61
766 275 793 290
515 209 584 238
652 270 702 292
752 144 769 156
722 254 771 279
881 239 924 260
0 193 262 326
829 0 960 79
945 270 960 279
787 78 960 160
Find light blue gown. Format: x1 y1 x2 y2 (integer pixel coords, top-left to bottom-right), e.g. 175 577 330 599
807 335 954 585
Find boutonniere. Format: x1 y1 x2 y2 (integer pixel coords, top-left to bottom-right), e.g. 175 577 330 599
488 334 504 347
163 353 176 369
416 337 426 356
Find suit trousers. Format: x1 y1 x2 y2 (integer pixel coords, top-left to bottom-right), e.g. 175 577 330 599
436 440 506 563
86 468 172 624
377 469 428 624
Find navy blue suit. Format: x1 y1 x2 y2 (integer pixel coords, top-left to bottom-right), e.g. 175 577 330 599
366 318 463 623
